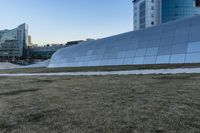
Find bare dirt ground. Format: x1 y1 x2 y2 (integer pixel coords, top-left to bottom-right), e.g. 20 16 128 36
0 74 200 133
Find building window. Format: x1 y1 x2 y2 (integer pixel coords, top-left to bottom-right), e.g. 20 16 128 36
195 0 200 7
135 13 137 16
135 19 137 23
139 1 146 29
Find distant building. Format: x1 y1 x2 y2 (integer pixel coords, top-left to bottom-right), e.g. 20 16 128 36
0 23 88 61
162 0 200 23
28 40 85 59
86 38 95 42
133 0 161 30
28 35 32 46
133 0 200 30
65 40 84 46
0 24 29 61
28 44 66 59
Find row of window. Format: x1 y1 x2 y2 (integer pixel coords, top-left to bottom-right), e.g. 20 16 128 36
139 1 146 29
51 52 200 67
134 0 200 29
162 0 200 23
134 0 156 29
53 41 200 64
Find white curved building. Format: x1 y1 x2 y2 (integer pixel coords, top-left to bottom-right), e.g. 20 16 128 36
48 16 200 68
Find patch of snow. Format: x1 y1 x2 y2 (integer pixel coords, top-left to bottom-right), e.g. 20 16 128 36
0 62 21 70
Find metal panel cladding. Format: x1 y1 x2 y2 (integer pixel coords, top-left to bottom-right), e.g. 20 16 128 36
48 16 200 68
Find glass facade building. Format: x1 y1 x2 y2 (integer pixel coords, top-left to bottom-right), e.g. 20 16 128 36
0 24 28 61
48 16 200 68
133 0 200 30
162 0 200 23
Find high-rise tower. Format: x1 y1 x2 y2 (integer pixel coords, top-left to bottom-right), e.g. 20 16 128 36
133 0 200 30
0 24 29 61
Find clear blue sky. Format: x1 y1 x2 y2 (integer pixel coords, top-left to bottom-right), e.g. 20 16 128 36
0 0 133 45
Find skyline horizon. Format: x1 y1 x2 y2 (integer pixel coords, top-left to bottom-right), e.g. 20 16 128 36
0 0 133 45
0 22 133 45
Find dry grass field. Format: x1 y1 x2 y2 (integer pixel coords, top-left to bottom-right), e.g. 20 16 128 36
0 74 200 133
1 63 200 74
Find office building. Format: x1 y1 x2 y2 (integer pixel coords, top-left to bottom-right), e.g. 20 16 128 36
28 40 85 59
133 0 161 30
162 0 200 23
0 24 29 61
133 0 200 30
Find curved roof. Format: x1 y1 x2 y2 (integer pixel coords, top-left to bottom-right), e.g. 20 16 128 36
48 16 200 68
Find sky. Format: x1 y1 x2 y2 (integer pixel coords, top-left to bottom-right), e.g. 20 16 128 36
0 0 133 45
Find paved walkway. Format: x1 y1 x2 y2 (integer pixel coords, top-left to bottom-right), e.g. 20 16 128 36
1 68 200 76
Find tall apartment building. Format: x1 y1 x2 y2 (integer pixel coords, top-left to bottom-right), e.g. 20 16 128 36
133 0 200 30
